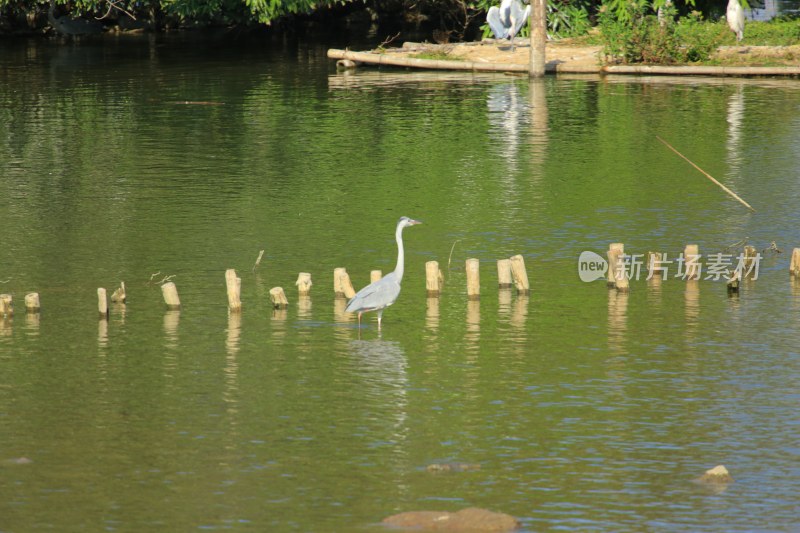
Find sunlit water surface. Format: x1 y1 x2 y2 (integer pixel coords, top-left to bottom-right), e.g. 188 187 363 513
1 34 799 532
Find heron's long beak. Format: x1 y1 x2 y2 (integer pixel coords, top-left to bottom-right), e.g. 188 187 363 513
409 219 422 225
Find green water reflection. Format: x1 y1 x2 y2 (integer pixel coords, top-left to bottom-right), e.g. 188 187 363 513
1 35 799 532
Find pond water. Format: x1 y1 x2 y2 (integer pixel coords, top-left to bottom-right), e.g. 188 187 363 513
1 33 799 532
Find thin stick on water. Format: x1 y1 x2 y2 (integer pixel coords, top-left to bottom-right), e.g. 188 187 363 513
253 250 265 273
656 135 756 213
447 239 462 271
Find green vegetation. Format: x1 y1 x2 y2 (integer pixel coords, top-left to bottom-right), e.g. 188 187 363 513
410 50 466 61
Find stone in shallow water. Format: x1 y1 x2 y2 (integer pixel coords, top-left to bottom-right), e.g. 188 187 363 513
382 507 520 531
695 464 734 484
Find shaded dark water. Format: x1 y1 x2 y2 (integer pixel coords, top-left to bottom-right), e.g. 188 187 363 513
1 34 799 531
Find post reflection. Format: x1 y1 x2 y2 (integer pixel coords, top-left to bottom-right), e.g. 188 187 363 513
97 316 109 351
607 290 628 355
685 280 700 344
465 300 481 354
163 310 180 349
425 297 440 334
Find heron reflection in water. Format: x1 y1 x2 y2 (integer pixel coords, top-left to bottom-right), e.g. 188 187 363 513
346 217 422 330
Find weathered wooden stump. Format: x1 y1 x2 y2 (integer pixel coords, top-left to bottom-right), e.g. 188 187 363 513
295 272 312 296
0 294 13 317
226 269 242 312
110 282 126 304
509 254 530 295
97 288 108 318
606 243 624 288
370 270 382 284
161 282 181 310
333 268 356 299
25 293 40 313
497 259 512 289
790 248 800 278
269 287 289 309
426 261 442 297
607 247 629 292
646 251 664 278
684 244 700 280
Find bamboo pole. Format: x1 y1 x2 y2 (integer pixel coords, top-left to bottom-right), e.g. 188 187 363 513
333 268 356 299
0 294 13 317
790 248 800 278
656 136 756 212
426 261 442 297
226 269 242 312
161 282 181 310
497 259 513 289
684 244 700 280
25 292 40 313
110 282 126 304
509 254 530 295
466 258 480 300
269 287 289 309
370 270 382 283
97 288 108 318
295 272 312 296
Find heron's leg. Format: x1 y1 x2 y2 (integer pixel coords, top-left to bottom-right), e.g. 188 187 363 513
377 310 384 330
358 312 363 328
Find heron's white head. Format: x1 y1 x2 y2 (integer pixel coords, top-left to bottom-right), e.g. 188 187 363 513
399 216 422 227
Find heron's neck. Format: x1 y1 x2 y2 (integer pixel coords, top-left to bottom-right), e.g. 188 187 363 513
394 224 405 283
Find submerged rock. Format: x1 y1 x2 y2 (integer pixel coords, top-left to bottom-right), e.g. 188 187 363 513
695 464 734 484
382 507 519 531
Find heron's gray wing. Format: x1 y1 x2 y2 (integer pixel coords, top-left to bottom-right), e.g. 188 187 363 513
509 1 530 38
345 277 401 312
487 6 509 39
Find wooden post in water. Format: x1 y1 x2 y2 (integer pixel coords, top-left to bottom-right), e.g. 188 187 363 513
497 259 512 289
607 249 629 292
743 245 757 279
97 288 108 318
426 261 442 297
607 243 624 287
684 244 700 280
646 252 664 278
529 0 547 77
370 270 382 284
295 272 312 296
466 258 480 300
161 282 181 310
790 248 800 278
110 282 126 304
0 294 13 317
333 268 356 299
509 255 530 295
269 287 289 309
727 268 740 294
226 269 242 312
25 293 40 313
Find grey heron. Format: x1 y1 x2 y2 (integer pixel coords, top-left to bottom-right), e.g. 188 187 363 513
726 0 745 42
487 0 531 51
345 216 422 330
